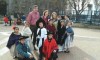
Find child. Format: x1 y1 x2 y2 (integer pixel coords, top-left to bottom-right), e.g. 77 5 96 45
3 15 9 26
43 32 58 60
57 20 66 45
36 21 47 60
63 21 74 53
46 20 56 39
21 22 33 51
6 27 21 58
16 36 35 60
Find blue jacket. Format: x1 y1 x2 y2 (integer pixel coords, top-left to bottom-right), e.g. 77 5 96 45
66 27 74 35
16 42 31 58
6 32 21 49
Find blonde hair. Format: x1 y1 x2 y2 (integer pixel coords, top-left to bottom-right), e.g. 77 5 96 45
43 10 49 16
51 12 57 19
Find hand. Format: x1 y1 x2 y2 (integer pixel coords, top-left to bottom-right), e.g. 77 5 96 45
29 55 33 58
53 50 56 52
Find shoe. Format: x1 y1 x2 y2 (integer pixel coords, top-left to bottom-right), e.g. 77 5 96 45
13 56 18 59
64 50 70 53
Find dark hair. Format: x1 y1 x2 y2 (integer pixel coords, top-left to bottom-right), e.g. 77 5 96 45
13 27 19 30
33 5 38 8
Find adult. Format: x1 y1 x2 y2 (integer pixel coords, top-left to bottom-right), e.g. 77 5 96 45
42 10 49 25
27 5 40 50
51 12 58 30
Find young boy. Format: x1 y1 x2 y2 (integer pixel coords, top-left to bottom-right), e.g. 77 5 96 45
16 36 35 60
36 20 47 60
43 32 58 60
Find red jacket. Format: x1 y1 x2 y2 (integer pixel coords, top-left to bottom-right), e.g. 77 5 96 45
3 17 8 23
43 38 58 60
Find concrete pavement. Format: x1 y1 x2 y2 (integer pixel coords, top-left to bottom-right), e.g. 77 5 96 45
0 24 100 60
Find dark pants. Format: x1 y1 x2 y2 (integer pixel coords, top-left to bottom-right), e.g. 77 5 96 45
39 46 44 60
18 57 35 60
30 25 37 46
48 52 58 60
37 38 44 60
9 20 12 26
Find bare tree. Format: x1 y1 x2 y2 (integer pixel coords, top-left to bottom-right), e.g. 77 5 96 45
68 0 89 21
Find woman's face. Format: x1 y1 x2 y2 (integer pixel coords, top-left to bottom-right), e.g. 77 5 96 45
39 22 43 28
45 11 49 16
14 28 19 33
52 14 57 19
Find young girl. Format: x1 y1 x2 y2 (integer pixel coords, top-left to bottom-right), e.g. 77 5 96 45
36 20 47 60
21 22 33 51
6 27 21 58
46 20 56 39
63 21 74 53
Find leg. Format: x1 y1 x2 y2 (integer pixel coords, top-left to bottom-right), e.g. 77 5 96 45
33 27 37 50
39 47 43 60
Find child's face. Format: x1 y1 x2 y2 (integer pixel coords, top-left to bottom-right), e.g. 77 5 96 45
20 39 25 44
67 22 72 27
14 28 19 33
39 22 43 28
61 22 65 26
48 34 53 39
49 21 53 25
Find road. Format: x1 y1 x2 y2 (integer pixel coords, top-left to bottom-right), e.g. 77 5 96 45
0 24 100 60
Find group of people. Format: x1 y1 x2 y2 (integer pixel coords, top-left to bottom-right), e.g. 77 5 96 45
6 5 74 60
3 14 26 26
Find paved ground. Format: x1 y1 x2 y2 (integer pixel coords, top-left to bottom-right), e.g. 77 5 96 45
0 24 100 60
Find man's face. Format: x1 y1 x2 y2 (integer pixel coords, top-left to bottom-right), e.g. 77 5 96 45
33 7 38 12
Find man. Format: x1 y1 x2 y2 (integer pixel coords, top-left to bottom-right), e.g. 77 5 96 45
16 36 35 60
27 5 40 50
43 32 58 60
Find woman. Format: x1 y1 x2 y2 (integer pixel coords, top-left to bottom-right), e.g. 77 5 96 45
51 12 58 30
42 10 49 25
46 20 56 39
6 27 21 58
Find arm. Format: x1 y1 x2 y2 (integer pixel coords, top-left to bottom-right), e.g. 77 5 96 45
26 13 32 25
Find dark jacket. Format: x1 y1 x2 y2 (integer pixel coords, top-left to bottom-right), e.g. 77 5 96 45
16 42 31 58
6 32 21 49
57 20 66 45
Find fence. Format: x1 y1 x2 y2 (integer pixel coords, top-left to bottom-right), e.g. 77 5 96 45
68 10 100 26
